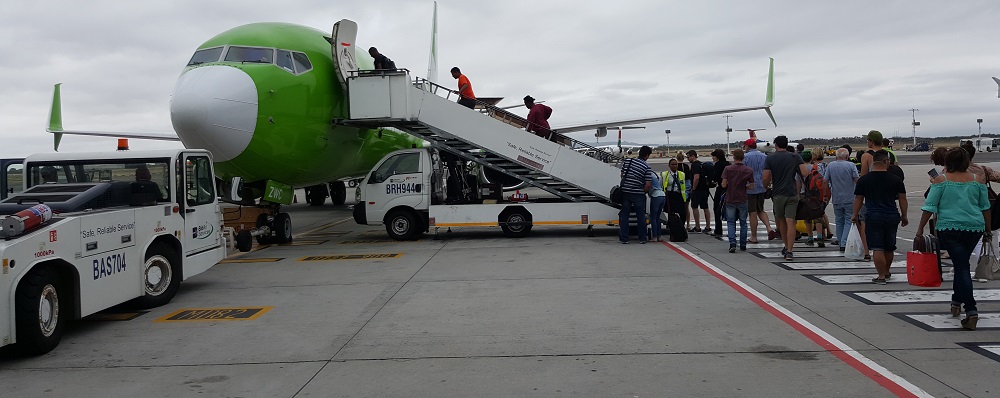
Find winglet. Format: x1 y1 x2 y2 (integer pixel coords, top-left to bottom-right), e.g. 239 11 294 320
426 1 439 83
765 57 775 107
764 58 776 126
48 83 64 151
993 77 1000 98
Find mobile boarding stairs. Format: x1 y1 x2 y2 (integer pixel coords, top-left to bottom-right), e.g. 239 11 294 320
344 69 626 205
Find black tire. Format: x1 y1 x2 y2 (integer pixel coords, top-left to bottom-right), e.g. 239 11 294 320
306 184 328 206
273 213 292 244
385 209 420 240
14 266 66 356
133 242 181 309
500 208 532 238
329 181 347 206
255 214 273 245
235 230 253 252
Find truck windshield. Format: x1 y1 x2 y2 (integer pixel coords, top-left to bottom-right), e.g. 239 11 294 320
27 160 171 201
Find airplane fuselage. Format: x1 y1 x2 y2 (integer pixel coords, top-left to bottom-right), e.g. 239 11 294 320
170 22 420 188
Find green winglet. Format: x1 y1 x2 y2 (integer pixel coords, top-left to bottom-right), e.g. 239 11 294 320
48 83 64 151
765 107 777 127
765 57 774 106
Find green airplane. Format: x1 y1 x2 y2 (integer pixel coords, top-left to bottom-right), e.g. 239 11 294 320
46 14 775 244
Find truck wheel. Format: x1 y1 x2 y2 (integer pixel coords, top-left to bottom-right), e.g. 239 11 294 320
989 147 993 152
133 242 181 309
500 208 532 238
273 213 292 244
329 181 347 206
385 209 420 240
306 184 328 206
255 214 273 245
14 266 66 356
235 230 253 252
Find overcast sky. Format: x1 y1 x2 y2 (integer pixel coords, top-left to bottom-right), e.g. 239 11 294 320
2 0 999 156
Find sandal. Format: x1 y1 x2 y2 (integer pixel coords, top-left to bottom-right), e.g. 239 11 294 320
871 277 887 285
747 240 759 244
863 254 872 261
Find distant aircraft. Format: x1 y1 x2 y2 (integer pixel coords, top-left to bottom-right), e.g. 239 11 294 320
740 128 775 153
45 14 776 237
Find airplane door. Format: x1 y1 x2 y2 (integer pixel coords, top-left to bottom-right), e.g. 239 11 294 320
1 158 24 200
181 154 221 256
367 151 425 218
331 19 359 93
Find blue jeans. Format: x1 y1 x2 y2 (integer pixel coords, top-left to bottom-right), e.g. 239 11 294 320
725 202 749 246
649 195 666 239
833 203 852 248
620 192 647 242
937 229 982 315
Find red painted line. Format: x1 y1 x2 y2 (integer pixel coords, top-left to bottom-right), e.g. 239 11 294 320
662 241 926 398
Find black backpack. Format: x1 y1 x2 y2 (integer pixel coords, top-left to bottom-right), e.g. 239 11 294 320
701 161 717 188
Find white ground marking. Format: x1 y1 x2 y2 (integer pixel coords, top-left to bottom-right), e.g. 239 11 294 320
852 289 1000 304
902 313 1000 329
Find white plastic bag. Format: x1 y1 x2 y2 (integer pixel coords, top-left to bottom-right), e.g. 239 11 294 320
844 224 865 260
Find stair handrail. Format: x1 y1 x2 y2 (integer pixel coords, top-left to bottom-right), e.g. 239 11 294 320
410 76 625 166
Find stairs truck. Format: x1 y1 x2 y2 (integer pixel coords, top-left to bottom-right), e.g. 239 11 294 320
0 149 226 355
353 147 621 239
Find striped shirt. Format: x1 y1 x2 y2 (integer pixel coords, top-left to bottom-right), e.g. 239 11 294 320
620 158 653 194
743 149 767 194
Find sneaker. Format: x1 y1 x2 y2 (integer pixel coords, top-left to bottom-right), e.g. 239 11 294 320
692 227 702 233
830 239 839 246
639 240 647 244
839 247 846 253
817 240 826 248
781 247 788 256
805 238 815 246
620 240 629 244
704 227 712 234
729 244 737 253
871 277 887 285
784 251 794 261
767 230 777 240
740 245 747 251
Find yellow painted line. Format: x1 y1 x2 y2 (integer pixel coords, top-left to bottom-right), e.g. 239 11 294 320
298 253 403 261
434 222 498 227
588 220 619 225
155 307 274 322
219 257 283 263
277 240 327 246
84 312 147 321
339 239 400 244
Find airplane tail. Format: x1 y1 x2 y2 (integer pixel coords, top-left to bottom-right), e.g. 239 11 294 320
48 83 64 151
426 1 438 83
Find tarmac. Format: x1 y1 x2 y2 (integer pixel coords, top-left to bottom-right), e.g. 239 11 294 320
1 150 998 397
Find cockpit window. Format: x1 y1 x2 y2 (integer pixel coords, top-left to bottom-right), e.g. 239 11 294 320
224 46 274 64
276 50 294 72
187 47 224 66
292 52 312 73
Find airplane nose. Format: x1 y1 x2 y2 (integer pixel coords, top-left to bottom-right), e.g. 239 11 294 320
170 66 257 162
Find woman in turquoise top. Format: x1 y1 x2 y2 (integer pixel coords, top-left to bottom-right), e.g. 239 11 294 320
648 170 666 242
916 148 991 330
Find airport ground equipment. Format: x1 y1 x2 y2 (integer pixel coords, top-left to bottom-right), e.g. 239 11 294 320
354 148 622 240
0 149 227 355
960 137 1000 153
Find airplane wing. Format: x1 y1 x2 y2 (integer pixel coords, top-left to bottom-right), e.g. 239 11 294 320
47 84 180 150
553 58 776 134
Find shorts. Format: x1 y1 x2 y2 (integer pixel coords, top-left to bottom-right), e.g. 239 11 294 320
690 190 710 209
772 195 799 220
865 212 900 251
748 193 766 213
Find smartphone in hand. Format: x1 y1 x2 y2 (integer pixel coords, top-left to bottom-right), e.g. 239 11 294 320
927 168 940 179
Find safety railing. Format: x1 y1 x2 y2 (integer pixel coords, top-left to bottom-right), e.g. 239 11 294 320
410 76 625 166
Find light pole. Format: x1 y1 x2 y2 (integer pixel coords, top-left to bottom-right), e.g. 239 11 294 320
978 118 983 140
665 129 671 155
909 108 920 147
723 115 733 155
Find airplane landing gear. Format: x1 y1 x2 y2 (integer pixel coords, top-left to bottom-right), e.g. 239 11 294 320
329 181 347 206
305 184 328 206
241 210 293 248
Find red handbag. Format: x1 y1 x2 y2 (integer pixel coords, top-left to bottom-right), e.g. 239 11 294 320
907 235 942 287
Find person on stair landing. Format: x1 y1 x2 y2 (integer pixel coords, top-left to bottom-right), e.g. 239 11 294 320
450 67 476 109
368 47 396 71
524 95 554 141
